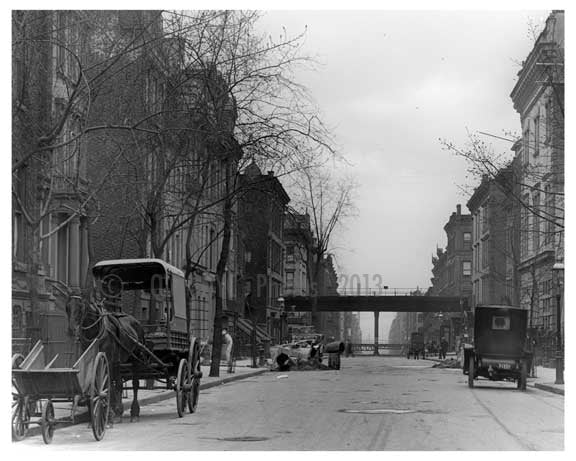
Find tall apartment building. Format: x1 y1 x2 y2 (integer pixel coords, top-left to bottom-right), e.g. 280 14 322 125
238 163 290 343
510 10 564 333
467 167 520 308
427 205 472 348
12 11 94 363
283 212 313 333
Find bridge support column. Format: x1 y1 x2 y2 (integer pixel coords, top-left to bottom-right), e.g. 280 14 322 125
374 311 379 356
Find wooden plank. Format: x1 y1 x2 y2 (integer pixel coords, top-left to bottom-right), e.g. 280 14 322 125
73 339 99 394
44 354 60 369
20 340 45 370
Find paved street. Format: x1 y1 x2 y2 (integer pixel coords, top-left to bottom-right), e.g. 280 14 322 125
15 356 563 451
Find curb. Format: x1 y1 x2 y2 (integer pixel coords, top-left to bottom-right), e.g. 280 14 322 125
533 382 565 396
23 368 268 439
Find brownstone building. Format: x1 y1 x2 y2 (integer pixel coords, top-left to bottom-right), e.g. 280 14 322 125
238 163 290 343
426 205 472 349
467 168 520 309
283 212 313 334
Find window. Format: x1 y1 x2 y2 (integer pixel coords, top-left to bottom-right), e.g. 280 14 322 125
47 213 71 283
481 238 489 269
544 183 554 244
492 315 510 330
463 261 472 276
463 232 471 248
545 100 553 143
523 126 530 165
286 245 294 262
285 271 294 290
209 228 215 271
532 191 540 251
13 211 23 258
534 114 540 156
481 204 489 234
521 195 529 257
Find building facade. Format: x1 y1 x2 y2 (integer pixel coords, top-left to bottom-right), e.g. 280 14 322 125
12 11 94 364
238 163 290 343
283 212 313 336
467 168 520 308
510 10 564 335
426 205 472 349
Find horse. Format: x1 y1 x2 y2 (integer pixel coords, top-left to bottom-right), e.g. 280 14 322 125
66 290 146 423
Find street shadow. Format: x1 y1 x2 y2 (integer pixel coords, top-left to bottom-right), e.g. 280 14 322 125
469 382 529 392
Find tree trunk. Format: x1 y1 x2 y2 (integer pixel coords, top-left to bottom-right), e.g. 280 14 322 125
209 160 233 377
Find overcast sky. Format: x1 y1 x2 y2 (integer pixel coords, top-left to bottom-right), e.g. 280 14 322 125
256 9 548 340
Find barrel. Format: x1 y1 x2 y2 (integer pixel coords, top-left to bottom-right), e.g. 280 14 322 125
324 341 345 354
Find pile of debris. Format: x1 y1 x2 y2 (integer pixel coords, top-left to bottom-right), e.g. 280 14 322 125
272 341 344 372
432 358 462 369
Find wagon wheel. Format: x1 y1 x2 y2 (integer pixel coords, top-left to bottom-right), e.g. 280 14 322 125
12 395 30 442
12 353 25 370
187 338 201 413
468 356 475 388
41 399 55 444
176 358 188 418
90 352 110 441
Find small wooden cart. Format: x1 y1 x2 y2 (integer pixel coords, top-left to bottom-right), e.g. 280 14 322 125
12 339 110 444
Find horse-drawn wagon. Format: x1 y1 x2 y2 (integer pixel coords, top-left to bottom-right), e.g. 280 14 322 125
12 258 203 444
12 338 110 444
84 258 203 419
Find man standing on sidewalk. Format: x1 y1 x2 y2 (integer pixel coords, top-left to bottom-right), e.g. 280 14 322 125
222 328 234 373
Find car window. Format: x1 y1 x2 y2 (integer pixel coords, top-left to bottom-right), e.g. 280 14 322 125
492 315 510 330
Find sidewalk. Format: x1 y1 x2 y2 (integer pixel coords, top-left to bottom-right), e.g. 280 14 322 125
425 353 565 396
21 359 267 438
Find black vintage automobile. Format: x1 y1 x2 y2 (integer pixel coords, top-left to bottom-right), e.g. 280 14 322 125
463 305 531 390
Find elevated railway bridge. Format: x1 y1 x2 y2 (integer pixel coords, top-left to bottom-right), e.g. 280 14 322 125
284 287 467 356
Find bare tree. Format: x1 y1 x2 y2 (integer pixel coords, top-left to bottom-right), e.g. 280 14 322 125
287 165 357 329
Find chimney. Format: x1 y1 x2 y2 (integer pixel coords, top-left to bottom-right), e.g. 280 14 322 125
456 204 461 215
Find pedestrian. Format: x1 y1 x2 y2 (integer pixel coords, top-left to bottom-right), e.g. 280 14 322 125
222 328 234 373
440 339 448 360
345 339 353 357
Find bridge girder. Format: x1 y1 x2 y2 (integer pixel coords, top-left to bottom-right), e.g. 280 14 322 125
283 295 466 313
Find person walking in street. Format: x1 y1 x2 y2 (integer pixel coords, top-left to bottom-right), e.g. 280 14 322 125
222 328 234 373
439 338 448 360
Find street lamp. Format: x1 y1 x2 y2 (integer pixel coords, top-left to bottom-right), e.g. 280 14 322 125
278 297 286 343
552 261 564 385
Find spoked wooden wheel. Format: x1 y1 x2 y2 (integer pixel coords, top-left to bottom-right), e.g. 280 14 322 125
176 358 188 418
41 399 55 444
187 338 202 413
12 395 30 442
90 352 110 441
